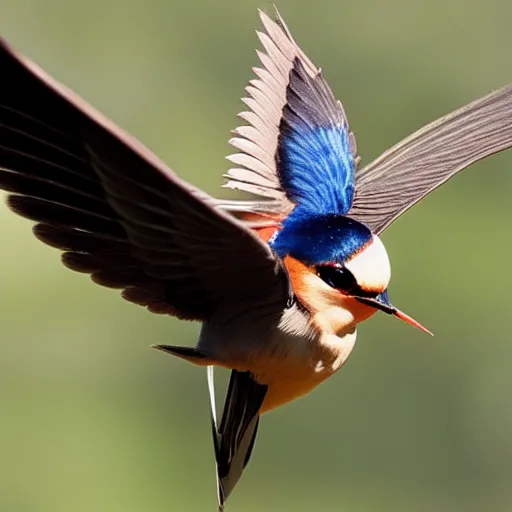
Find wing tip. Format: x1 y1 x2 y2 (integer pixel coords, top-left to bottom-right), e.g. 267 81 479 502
0 36 20 61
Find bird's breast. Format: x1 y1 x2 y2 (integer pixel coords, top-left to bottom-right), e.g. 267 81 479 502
252 321 358 413
199 304 358 413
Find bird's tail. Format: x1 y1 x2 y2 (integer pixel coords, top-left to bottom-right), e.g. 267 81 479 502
207 368 268 510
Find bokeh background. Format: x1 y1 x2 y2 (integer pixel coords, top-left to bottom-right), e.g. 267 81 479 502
1 0 512 510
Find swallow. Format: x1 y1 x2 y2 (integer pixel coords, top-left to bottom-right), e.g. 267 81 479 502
1 6 512 511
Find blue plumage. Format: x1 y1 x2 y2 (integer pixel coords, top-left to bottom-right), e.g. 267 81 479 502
271 213 372 266
275 58 356 216
278 123 355 215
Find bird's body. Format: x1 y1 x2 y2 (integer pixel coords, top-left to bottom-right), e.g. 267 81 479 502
198 300 356 413
1 6 512 511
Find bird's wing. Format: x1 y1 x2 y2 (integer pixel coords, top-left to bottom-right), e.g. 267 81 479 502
223 8 358 220
349 85 512 234
0 38 290 321
208 368 267 511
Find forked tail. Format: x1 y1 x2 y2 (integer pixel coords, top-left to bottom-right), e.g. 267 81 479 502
207 368 268 510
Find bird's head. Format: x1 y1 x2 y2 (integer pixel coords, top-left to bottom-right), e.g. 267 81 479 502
271 211 431 336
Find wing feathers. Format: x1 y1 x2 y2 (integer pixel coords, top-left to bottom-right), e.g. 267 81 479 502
224 10 324 209
350 84 512 233
276 60 356 215
226 151 275 179
224 9 358 222
0 37 289 321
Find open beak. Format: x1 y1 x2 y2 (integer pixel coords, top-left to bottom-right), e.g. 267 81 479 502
356 290 433 336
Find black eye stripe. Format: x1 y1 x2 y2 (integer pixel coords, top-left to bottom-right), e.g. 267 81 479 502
316 265 357 292
315 265 378 298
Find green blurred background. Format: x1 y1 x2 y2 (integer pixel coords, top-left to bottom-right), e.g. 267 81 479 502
1 0 512 510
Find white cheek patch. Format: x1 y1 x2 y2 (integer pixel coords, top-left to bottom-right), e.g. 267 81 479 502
345 235 391 292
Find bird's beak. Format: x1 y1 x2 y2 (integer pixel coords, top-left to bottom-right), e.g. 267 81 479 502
355 290 433 336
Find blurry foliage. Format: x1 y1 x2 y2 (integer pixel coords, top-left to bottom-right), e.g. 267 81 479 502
1 0 512 510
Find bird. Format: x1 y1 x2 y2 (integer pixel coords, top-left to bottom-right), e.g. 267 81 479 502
1 6 512 511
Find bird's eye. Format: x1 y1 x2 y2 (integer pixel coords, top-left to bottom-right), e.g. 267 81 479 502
316 265 357 293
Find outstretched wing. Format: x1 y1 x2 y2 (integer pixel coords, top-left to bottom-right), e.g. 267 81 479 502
349 85 512 234
0 38 289 320
224 8 358 218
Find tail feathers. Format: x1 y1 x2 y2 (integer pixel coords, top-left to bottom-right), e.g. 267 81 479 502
209 369 268 511
151 344 217 366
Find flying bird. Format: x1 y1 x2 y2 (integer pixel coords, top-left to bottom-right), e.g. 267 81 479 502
1 7 512 511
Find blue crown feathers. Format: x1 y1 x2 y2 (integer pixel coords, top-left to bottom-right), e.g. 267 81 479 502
271 212 372 266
